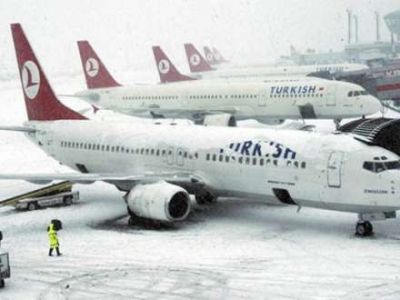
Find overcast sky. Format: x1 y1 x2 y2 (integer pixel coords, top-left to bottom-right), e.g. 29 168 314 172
0 0 399 80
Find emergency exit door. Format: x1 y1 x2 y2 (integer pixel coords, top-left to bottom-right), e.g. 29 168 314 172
327 151 343 188
258 91 267 107
326 85 336 107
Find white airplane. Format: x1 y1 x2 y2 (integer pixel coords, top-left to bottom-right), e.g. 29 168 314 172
185 43 370 80
203 46 229 65
75 42 380 126
1 23 400 237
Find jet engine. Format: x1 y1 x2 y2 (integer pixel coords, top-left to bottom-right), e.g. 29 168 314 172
203 113 237 127
125 181 191 222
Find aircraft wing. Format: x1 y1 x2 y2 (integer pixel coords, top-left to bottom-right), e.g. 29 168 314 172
0 171 204 186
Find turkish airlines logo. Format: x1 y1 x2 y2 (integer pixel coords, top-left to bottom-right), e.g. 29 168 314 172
190 54 201 66
158 59 170 74
85 58 99 77
21 60 40 100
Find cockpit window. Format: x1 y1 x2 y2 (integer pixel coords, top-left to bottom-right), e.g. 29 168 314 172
348 90 369 97
363 160 400 173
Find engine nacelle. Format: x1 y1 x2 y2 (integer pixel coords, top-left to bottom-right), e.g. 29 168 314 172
126 181 191 222
203 113 236 127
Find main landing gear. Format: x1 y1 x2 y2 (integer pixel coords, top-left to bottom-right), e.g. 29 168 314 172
355 221 373 237
334 118 341 130
195 191 217 205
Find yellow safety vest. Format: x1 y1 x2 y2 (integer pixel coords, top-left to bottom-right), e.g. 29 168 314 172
48 223 59 248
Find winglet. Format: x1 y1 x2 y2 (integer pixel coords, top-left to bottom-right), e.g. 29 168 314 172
203 46 218 65
11 23 86 121
152 46 196 83
184 43 214 73
77 40 121 89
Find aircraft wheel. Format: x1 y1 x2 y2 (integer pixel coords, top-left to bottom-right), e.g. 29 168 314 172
63 196 73 205
27 202 37 211
128 216 136 226
355 221 373 237
364 221 373 235
0 279 4 288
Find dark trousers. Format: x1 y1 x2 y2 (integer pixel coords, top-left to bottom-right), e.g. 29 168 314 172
49 247 61 256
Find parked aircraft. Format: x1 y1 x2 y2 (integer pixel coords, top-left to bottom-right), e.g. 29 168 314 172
185 43 369 80
75 42 380 126
1 24 399 237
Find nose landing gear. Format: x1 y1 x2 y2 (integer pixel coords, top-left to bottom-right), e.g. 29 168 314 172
355 221 373 237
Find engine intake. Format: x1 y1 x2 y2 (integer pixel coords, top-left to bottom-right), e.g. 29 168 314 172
126 181 191 222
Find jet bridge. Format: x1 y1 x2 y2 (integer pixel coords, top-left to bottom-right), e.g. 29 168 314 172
339 117 400 156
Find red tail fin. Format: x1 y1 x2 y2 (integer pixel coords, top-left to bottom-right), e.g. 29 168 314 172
152 46 196 83
77 41 121 89
184 43 214 73
203 46 218 65
11 23 86 121
212 47 229 63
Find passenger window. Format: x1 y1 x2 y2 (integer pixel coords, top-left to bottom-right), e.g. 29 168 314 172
225 156 230 163
252 158 257 165
260 158 264 166
238 157 243 164
348 91 353 97
245 157 250 165
212 154 217 161
206 153 210 161
219 155 223 162
301 162 306 169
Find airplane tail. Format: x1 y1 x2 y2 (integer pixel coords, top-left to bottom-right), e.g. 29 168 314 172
203 46 218 65
212 47 229 63
11 23 86 121
77 40 121 89
152 46 196 83
184 43 214 73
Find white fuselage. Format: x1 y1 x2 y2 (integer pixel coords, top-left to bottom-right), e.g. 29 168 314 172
191 63 369 80
75 79 380 122
26 121 400 214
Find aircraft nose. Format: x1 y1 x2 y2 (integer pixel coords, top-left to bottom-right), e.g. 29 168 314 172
364 95 381 115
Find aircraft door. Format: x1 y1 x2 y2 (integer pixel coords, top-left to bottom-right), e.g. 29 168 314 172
327 151 343 188
167 147 174 165
326 84 336 106
258 90 267 107
176 148 184 167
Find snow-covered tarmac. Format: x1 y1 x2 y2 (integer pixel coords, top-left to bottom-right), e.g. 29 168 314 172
1 79 400 299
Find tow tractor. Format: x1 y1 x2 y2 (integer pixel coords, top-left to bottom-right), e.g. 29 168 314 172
0 231 10 288
0 181 79 211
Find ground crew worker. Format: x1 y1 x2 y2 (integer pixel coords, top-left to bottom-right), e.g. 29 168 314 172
47 221 61 256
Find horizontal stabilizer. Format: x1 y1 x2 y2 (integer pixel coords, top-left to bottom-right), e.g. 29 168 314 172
0 126 36 133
